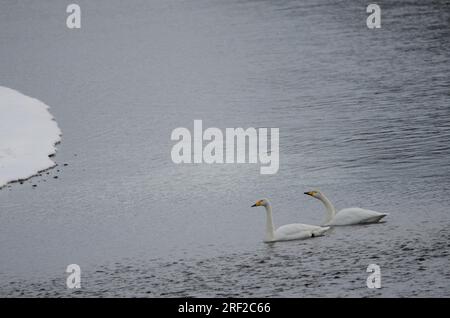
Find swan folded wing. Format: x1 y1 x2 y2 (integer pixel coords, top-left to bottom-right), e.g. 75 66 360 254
332 208 388 225
275 223 324 240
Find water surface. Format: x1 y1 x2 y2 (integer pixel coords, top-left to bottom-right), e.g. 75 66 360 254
0 0 449 297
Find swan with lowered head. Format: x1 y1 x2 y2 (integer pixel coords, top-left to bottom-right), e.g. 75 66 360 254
304 190 388 226
251 198 330 243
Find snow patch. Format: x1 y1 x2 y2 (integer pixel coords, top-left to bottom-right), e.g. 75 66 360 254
0 86 62 188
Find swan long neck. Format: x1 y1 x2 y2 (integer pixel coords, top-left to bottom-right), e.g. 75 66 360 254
318 194 336 224
264 203 275 242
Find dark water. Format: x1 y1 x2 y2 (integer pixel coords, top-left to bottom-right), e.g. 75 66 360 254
1 0 449 297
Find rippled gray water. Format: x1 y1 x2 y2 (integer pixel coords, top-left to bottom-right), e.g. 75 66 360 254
1 0 449 297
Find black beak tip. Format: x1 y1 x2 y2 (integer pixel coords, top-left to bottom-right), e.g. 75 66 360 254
251 204 257 207
304 192 309 195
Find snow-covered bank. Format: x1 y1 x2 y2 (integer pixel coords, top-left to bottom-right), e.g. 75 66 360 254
0 86 61 188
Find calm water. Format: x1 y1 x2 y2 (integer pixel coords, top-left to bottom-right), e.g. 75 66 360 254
0 0 449 297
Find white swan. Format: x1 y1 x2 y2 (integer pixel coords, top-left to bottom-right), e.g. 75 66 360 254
251 198 330 242
304 190 388 226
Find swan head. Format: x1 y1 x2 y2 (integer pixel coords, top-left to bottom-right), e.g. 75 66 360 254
251 199 269 207
304 190 323 200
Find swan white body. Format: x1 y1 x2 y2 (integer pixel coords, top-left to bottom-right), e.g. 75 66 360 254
251 199 330 242
304 191 388 226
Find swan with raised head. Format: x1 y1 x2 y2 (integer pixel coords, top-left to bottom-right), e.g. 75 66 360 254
251 198 330 242
304 190 388 226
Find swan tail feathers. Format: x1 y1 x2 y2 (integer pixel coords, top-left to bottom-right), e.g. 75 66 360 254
312 226 330 237
363 213 388 224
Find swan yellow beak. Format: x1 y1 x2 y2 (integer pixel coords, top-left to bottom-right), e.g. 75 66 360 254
304 191 316 197
251 200 262 207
